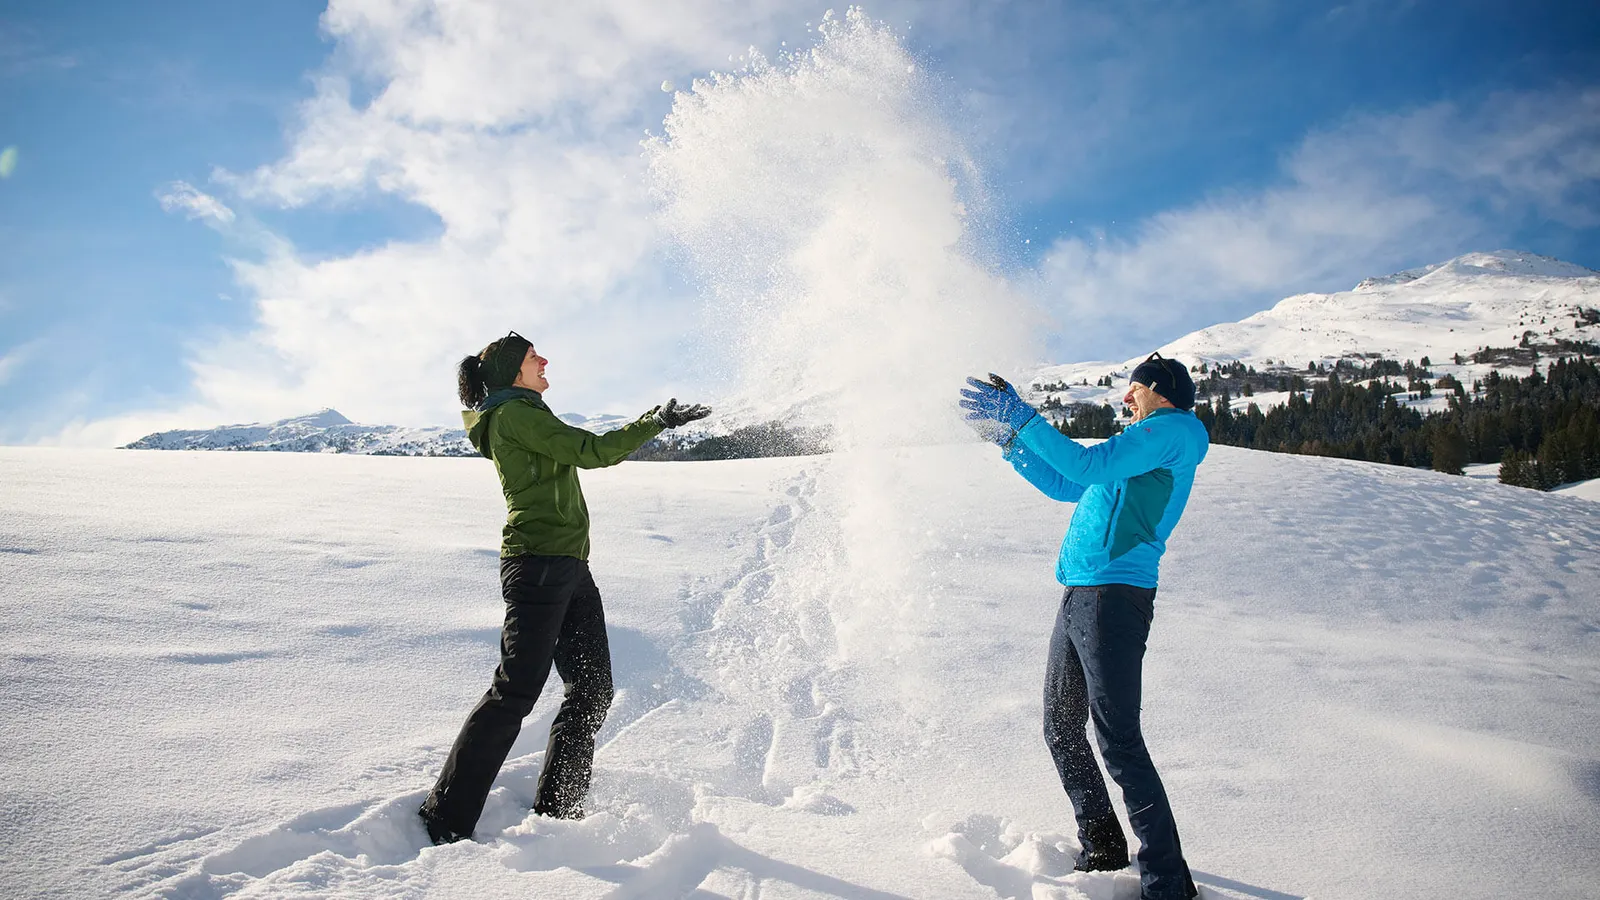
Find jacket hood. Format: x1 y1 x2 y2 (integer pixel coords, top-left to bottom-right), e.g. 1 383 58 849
461 388 547 459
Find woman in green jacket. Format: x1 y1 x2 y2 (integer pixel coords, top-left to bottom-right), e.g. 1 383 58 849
419 331 709 845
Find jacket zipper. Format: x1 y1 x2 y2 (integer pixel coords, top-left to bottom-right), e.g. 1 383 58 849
1102 487 1122 549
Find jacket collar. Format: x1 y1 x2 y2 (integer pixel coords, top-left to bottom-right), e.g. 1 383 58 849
477 386 547 413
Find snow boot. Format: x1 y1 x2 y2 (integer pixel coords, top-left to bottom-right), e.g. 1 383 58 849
1075 853 1130 873
418 807 468 846
533 802 586 821
1139 868 1199 900
1074 819 1129 872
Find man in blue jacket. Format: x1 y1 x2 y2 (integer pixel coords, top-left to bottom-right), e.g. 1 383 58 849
961 354 1208 900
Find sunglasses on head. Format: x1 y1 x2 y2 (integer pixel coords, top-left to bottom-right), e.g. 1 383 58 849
1144 351 1179 373
483 331 532 364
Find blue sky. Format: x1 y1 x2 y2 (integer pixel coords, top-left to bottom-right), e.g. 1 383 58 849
2 1 1598 444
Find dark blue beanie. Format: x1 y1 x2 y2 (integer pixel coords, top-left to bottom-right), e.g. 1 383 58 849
1130 352 1196 411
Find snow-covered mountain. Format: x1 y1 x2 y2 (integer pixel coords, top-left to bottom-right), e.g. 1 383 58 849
122 409 636 455
124 250 1599 454
122 409 477 456
1028 249 1600 411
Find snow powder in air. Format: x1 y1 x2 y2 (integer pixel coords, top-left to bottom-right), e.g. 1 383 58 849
645 9 1040 653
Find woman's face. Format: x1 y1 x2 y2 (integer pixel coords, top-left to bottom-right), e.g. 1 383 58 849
515 346 549 393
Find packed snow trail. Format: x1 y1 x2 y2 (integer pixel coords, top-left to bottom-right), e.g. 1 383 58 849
4 444 1600 898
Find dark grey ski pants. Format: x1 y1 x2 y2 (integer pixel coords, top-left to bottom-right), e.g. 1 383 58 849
422 554 614 837
1043 583 1195 900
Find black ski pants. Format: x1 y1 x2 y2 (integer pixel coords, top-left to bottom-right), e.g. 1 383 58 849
422 554 614 837
1043 583 1195 900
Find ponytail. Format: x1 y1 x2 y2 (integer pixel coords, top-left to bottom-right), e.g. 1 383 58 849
458 355 487 408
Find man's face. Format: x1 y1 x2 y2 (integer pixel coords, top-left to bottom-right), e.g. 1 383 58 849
1123 381 1172 422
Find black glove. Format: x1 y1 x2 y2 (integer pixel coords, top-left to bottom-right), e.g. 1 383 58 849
652 398 711 429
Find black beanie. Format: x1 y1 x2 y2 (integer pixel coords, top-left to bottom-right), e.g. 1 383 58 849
480 334 531 391
1129 352 1196 411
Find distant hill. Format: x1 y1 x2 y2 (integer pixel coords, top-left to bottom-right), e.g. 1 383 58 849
125 250 1600 459
1022 250 1600 495
1028 249 1600 417
120 408 653 456
122 409 476 455
121 408 654 456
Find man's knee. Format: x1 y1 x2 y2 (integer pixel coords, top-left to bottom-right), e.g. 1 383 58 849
1089 699 1147 757
1093 722 1155 776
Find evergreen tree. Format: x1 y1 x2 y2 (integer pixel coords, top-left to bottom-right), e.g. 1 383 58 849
1058 403 1119 439
1199 356 1600 490
1431 425 1467 475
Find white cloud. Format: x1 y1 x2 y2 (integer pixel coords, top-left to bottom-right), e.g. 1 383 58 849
39 404 229 449
0 339 40 388
156 181 236 226
0 26 78 77
1037 88 1600 362
140 0 819 432
66 3 1600 443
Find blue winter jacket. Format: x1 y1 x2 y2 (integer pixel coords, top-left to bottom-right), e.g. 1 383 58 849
1002 408 1209 589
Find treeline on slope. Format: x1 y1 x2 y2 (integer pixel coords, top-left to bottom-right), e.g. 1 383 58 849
1191 356 1430 400
1186 355 1600 490
629 421 831 461
1054 402 1121 439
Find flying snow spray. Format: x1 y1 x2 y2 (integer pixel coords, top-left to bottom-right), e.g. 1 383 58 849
646 11 1039 661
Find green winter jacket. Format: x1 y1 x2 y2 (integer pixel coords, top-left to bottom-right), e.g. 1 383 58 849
463 389 663 559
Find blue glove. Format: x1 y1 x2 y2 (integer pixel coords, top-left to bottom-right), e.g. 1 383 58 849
959 373 1038 435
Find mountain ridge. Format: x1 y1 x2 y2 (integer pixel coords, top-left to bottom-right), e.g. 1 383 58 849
124 249 1600 454
1028 248 1599 413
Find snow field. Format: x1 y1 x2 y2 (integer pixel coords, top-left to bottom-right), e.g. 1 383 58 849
2 444 1599 899
1554 478 1600 502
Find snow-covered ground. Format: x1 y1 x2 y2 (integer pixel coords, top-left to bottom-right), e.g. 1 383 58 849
1463 464 1600 503
1553 478 1600 502
4 445 1599 900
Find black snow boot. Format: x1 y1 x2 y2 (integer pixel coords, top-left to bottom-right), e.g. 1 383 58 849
418 807 468 846
1075 852 1131 873
1074 819 1130 872
532 800 586 821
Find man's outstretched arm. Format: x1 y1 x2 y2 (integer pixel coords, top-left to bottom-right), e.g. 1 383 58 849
1011 415 1175 485
1003 439 1087 502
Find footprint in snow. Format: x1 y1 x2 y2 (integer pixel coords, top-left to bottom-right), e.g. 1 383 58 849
135 792 431 897
927 815 1293 900
926 814 1138 900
